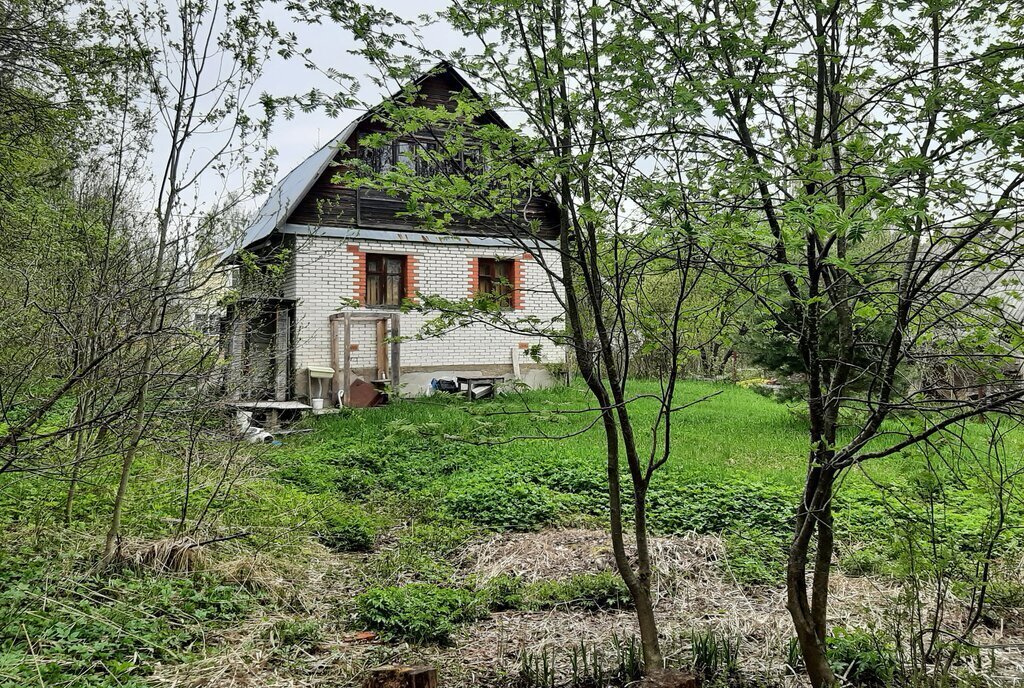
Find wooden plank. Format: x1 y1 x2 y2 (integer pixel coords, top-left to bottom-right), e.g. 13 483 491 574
330 318 341 403
376 318 388 380
390 314 400 395
343 312 352 407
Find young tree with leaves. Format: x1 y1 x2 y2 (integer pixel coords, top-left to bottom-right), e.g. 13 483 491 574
339 3 741 668
620 0 1024 683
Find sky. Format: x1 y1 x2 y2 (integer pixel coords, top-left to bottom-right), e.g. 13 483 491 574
143 0 473 228
255 0 467 191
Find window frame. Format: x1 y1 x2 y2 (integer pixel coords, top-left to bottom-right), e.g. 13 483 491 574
364 253 407 308
477 257 515 310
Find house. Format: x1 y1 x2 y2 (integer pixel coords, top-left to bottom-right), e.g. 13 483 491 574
224 62 566 407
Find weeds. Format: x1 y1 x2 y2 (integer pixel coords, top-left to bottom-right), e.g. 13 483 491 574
520 646 558 688
689 629 740 680
354 583 487 644
516 635 645 688
317 504 379 552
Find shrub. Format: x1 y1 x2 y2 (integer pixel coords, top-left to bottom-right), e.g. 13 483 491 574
354 583 487 644
826 627 898 688
317 505 378 552
527 572 633 612
724 527 786 587
444 478 558 531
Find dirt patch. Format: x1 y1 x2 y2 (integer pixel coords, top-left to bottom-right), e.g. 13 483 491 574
152 529 1024 687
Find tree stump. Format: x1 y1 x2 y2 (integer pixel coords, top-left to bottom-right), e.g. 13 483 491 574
640 668 700 688
364 665 438 688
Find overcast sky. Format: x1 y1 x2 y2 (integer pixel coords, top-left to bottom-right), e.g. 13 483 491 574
258 0 466 184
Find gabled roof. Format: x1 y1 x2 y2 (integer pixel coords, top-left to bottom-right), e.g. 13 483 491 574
229 61 503 257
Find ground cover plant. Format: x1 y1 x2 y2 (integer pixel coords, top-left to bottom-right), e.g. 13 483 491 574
3 380 1023 685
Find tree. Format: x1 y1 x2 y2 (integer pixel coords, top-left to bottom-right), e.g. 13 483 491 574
339 4 733 669
619 0 1024 684
0 0 144 480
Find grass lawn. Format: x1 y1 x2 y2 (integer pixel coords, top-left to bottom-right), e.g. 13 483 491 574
277 379 918 496
269 377 1020 560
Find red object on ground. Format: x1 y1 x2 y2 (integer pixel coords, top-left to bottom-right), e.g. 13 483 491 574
347 378 386 408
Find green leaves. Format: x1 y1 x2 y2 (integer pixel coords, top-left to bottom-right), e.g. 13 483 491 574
355 584 487 644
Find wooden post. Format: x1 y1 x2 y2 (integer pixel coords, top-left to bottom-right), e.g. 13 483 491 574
364 666 436 688
343 312 352 407
226 313 246 400
274 306 290 401
330 317 341 404
390 313 401 396
376 317 388 380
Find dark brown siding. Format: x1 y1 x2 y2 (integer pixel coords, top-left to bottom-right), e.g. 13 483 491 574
285 66 560 239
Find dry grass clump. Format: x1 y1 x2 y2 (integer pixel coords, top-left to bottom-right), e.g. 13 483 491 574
149 527 1024 687
107 536 207 573
460 528 720 585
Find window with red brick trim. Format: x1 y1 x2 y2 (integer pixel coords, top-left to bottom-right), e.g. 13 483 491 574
365 253 406 306
477 258 515 309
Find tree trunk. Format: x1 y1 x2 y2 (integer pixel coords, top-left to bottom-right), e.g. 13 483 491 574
787 467 838 688
634 583 662 669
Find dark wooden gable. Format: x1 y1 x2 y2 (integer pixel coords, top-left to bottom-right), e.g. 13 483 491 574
287 64 559 239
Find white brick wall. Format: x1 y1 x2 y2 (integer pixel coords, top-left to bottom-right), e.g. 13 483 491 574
284 235 566 395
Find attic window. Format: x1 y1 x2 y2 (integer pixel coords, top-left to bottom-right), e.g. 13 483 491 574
360 138 479 177
361 144 395 174
361 139 433 175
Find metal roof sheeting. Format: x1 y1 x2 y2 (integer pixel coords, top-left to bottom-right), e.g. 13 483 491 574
230 118 360 256
277 223 558 250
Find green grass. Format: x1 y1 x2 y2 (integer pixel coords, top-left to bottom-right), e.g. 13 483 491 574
272 380 902 506
269 379 1024 582
278 380 807 486
3 379 1022 684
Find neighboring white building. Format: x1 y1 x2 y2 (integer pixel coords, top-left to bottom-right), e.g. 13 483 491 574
225 62 566 406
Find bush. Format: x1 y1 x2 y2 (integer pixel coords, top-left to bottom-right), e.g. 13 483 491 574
317 505 378 552
724 527 787 587
826 627 898 688
444 478 558 531
527 572 633 612
354 583 487 644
